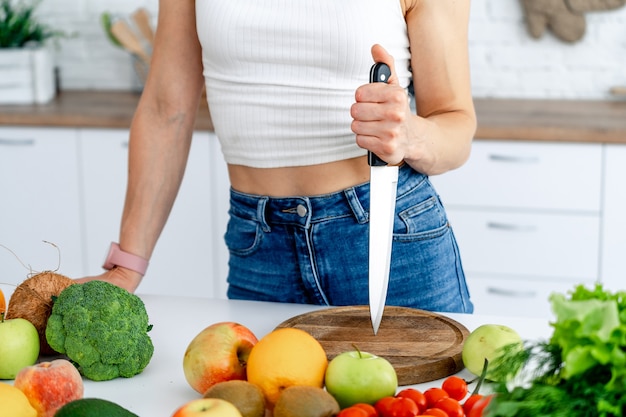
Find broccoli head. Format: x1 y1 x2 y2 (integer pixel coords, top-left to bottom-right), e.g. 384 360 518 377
45 280 154 381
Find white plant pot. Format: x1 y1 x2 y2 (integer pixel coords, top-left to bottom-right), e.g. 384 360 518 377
0 46 56 105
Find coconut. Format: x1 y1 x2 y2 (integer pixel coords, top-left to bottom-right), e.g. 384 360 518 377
6 271 75 355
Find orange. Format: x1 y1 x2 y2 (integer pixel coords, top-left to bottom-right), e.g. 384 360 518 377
246 327 328 408
0 288 5 317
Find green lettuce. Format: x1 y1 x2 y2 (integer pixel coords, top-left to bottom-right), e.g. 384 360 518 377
486 283 626 417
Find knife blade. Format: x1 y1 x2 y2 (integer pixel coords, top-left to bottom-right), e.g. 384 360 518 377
368 62 399 335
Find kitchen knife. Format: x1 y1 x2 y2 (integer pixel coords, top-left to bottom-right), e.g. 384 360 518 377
368 62 398 335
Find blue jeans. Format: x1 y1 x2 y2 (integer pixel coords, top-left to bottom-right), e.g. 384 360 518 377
224 164 473 313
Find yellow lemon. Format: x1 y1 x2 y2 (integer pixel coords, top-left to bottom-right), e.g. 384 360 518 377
246 328 327 408
0 382 37 417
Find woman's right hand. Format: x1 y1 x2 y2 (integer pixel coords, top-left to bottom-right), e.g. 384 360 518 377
74 267 143 293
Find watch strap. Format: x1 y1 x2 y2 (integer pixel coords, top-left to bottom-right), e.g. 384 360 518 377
103 242 149 276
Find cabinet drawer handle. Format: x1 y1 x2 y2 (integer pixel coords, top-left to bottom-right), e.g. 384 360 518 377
0 138 36 146
487 287 537 298
487 222 536 232
488 154 539 164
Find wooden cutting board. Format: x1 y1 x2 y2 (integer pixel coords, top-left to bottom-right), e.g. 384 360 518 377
276 306 469 386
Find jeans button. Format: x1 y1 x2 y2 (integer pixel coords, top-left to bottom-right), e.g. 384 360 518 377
296 204 307 217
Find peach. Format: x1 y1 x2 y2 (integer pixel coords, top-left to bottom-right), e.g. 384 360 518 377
14 359 83 417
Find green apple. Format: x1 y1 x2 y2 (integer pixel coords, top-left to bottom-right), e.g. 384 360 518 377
324 348 398 409
462 323 523 381
0 315 40 379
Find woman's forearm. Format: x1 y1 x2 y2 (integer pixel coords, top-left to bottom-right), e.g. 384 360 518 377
117 102 198 263
117 0 205 268
403 0 477 176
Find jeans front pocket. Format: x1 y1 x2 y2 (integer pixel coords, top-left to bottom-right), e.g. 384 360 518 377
224 212 263 256
395 195 449 242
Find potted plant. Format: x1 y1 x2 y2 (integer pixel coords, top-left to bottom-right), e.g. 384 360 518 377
0 0 63 104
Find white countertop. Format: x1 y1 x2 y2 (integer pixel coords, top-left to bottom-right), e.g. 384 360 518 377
10 294 554 417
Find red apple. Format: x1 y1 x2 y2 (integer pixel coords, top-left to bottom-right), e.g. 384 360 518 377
183 322 258 394
14 359 83 417
171 398 243 417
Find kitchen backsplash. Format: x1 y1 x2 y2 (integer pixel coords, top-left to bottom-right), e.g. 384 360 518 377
34 0 626 99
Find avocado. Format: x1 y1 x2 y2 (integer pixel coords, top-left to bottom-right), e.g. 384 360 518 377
54 398 138 417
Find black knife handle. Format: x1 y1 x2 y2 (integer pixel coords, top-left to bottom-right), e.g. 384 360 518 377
370 62 391 84
368 62 391 167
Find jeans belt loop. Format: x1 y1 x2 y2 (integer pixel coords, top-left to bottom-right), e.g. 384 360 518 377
344 187 368 225
256 196 271 232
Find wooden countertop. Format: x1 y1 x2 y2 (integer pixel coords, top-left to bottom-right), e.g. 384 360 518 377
0 90 214 131
0 91 624 143
474 98 626 144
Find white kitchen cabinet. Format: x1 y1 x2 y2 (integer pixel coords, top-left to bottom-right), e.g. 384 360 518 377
79 129 230 299
0 125 230 300
0 127 84 287
447 209 600 281
468 277 576 319
434 141 603 212
431 140 604 317
78 128 128 274
601 144 626 292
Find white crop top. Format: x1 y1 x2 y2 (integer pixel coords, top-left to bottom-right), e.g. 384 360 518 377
195 0 411 168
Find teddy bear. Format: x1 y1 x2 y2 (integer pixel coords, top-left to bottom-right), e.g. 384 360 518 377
520 0 626 42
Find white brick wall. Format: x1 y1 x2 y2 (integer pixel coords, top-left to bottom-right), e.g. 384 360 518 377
469 0 626 99
35 0 626 99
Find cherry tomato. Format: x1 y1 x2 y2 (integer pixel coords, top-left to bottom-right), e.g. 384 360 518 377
396 388 427 414
388 396 419 417
462 394 484 416
352 403 379 417
421 408 449 417
424 387 449 409
337 407 370 417
468 395 493 417
441 376 468 401
375 396 397 417
433 397 464 417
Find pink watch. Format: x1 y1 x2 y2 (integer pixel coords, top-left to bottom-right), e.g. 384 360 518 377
103 242 149 276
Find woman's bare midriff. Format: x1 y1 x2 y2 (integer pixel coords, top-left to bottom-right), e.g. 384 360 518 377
227 155 371 197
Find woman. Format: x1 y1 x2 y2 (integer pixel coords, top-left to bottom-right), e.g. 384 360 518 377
81 0 477 313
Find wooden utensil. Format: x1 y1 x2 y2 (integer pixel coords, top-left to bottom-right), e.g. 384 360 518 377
276 305 469 386
132 8 155 46
610 86 626 96
110 19 151 65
